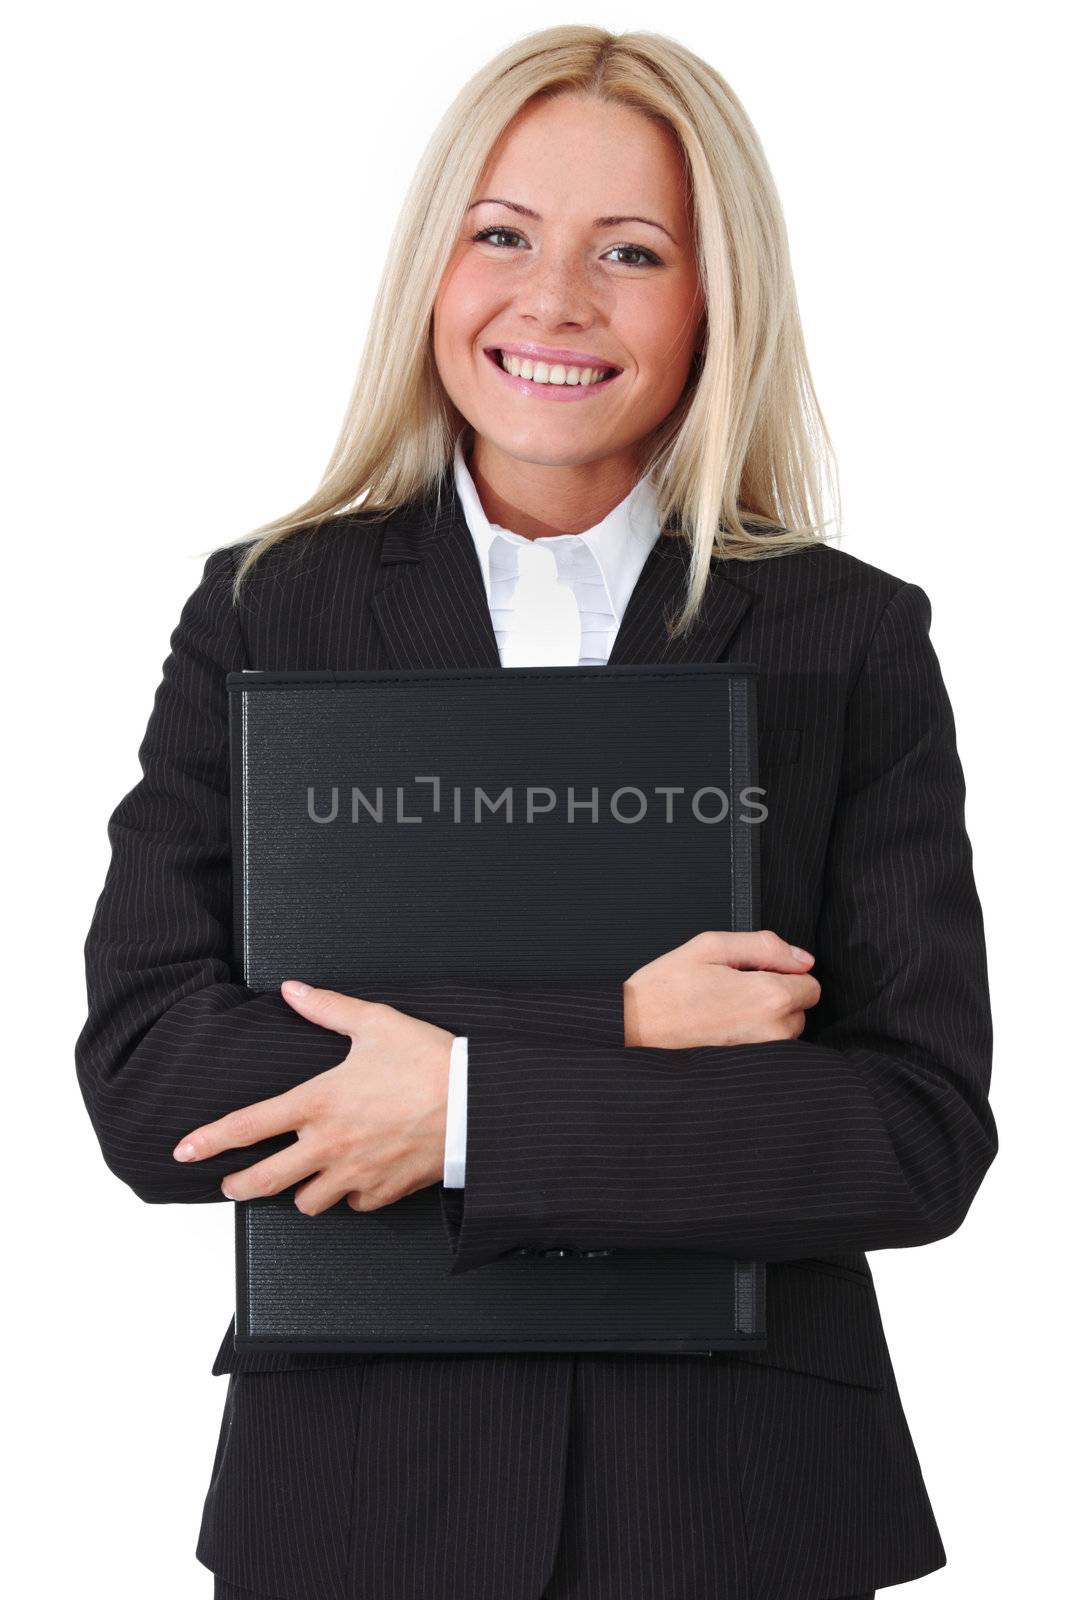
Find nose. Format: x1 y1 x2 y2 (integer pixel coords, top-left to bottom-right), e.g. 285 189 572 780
514 246 600 331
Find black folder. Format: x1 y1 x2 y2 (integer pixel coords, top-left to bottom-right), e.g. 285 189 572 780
226 664 767 1355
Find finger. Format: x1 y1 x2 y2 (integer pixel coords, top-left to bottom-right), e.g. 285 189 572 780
697 929 814 971
172 1086 307 1163
774 978 822 1032
798 973 822 1006
778 971 822 1001
220 1138 318 1201
292 1168 363 1217
280 979 372 1035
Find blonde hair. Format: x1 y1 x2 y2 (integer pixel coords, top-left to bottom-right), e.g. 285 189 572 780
221 25 840 640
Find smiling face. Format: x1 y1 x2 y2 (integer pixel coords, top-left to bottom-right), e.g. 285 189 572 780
432 91 705 500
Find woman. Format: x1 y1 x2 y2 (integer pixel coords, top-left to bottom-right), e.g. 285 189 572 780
74 25 996 1600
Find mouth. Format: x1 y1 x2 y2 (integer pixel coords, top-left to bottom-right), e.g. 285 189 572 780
483 346 623 399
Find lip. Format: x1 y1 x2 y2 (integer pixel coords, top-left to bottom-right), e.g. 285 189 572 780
482 346 623 402
488 341 622 371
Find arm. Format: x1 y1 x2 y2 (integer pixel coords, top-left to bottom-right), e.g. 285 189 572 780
74 548 622 1206
438 582 998 1275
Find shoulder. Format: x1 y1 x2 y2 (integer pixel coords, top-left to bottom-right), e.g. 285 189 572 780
721 539 932 649
708 540 941 704
201 507 396 603
723 538 917 606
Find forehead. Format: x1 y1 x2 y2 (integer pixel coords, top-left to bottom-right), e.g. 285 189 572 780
478 94 689 221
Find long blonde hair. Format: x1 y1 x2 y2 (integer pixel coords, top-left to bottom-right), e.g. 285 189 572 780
222 25 840 640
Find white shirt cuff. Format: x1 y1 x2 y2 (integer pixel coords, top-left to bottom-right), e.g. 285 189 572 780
443 1035 468 1188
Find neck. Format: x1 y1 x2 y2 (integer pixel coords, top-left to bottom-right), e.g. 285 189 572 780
465 433 642 539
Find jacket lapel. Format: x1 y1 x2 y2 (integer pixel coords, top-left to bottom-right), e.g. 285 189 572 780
370 478 501 670
605 534 754 667
369 464 756 671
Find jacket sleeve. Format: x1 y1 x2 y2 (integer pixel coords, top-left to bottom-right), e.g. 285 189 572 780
74 548 623 1205
438 581 998 1275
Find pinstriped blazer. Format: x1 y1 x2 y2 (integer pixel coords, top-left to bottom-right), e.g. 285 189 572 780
74 464 996 1600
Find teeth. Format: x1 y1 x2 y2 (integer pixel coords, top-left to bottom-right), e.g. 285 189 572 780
498 352 614 386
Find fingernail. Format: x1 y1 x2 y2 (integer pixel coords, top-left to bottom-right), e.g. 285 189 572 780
282 979 309 997
221 1182 235 1199
790 946 813 961
173 1141 197 1161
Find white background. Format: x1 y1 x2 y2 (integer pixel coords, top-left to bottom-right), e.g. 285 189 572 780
4 2 1062 1594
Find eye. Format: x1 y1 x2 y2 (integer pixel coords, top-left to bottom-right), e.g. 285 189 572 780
470 226 527 249
604 244 663 268
469 227 663 268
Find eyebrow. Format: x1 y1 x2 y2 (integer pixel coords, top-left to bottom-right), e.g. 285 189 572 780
467 196 678 246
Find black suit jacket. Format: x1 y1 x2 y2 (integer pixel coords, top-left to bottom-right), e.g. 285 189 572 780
75 468 997 1600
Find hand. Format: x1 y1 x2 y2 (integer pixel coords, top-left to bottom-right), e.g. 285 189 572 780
622 929 821 1048
170 982 455 1215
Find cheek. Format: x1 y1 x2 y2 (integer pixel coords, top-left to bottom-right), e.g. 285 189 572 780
433 292 479 402
621 286 702 392
435 260 498 348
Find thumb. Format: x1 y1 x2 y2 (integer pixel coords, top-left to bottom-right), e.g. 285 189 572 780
707 930 814 971
279 979 363 1035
